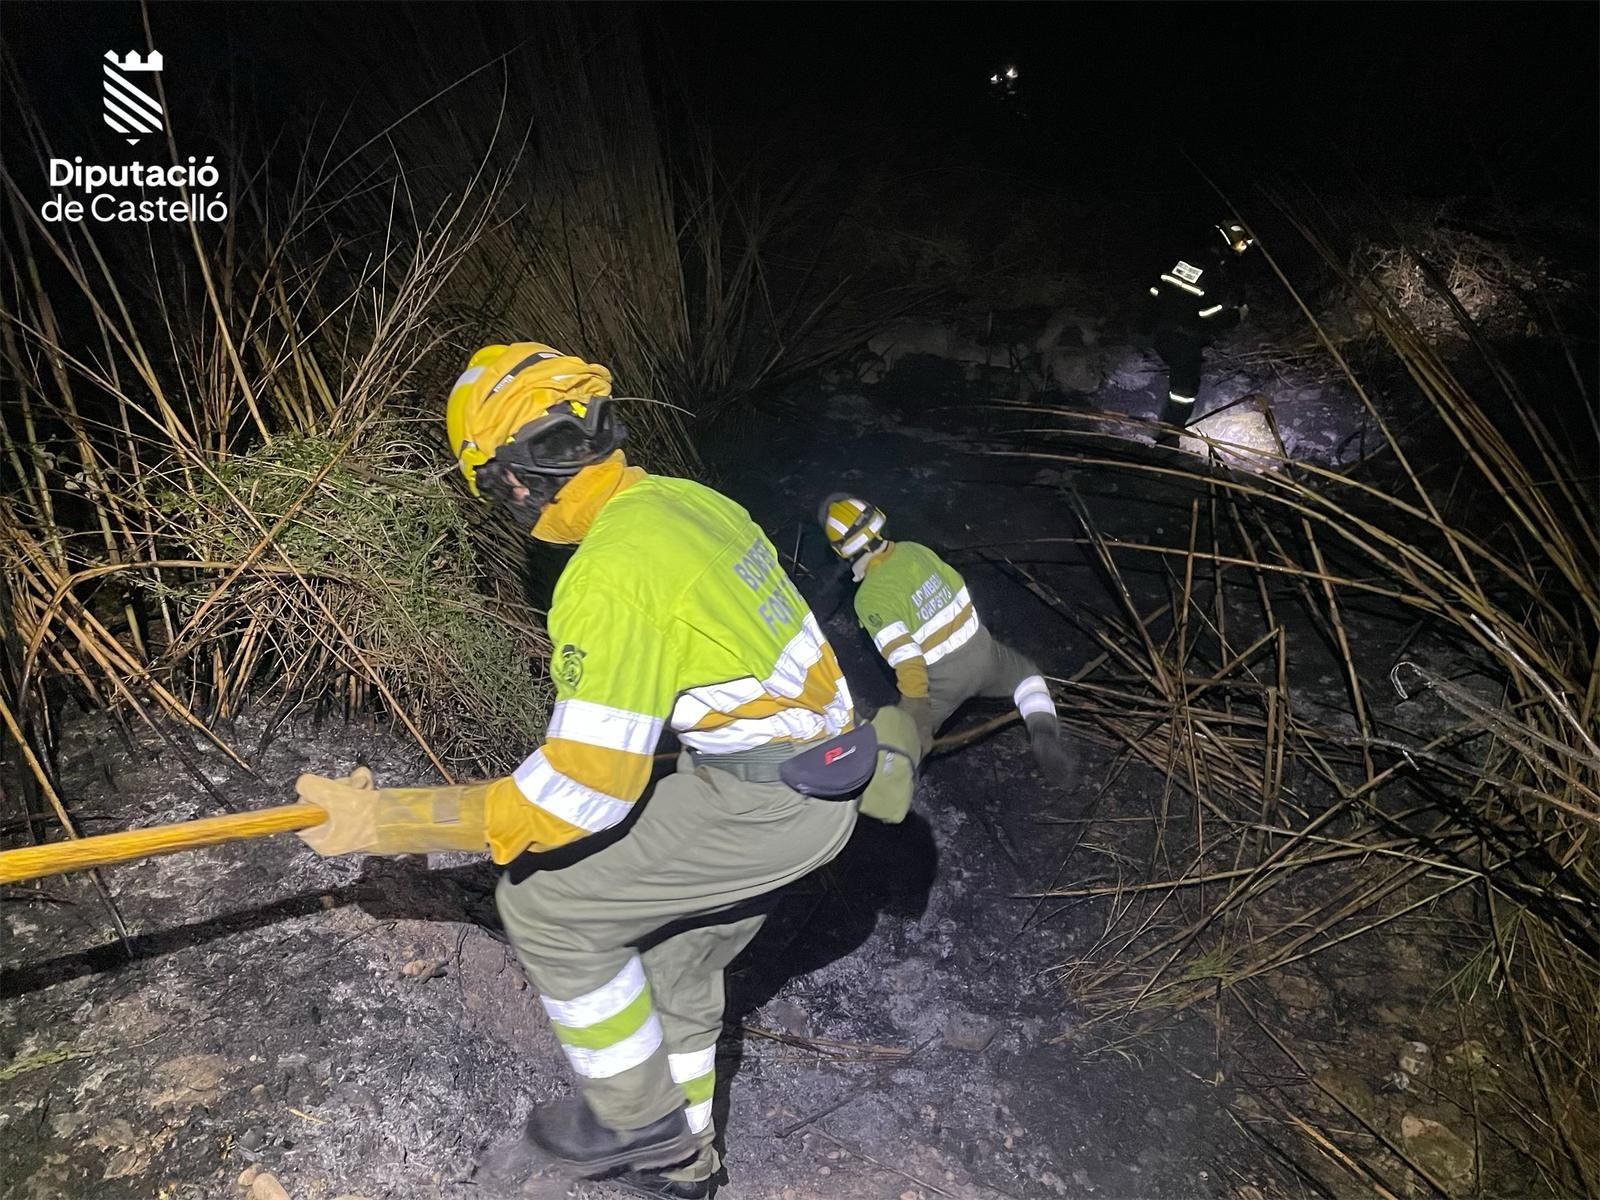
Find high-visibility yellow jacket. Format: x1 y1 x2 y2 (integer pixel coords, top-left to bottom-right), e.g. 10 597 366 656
482 472 854 860
853 542 979 700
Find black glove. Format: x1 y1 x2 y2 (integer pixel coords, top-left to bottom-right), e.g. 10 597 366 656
1025 713 1077 788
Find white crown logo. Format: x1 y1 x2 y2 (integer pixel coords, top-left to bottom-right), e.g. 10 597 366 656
105 50 164 72
102 49 165 146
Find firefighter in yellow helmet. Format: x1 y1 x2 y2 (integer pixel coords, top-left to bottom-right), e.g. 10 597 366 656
293 342 875 1196
820 494 1075 785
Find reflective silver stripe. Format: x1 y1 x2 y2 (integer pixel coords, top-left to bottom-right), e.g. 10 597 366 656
885 642 923 667
685 1099 713 1133
450 365 484 392
671 617 851 748
547 699 662 755
513 750 633 832
835 510 884 557
923 611 980 665
1168 392 1196 404
671 677 763 728
1149 286 1161 296
560 1014 664 1079
679 676 852 754
873 620 911 650
1197 304 1225 318
1160 274 1206 297
670 616 829 727
540 955 648 1028
1014 674 1055 719
912 585 972 645
669 1047 716 1082
763 615 828 698
680 707 830 753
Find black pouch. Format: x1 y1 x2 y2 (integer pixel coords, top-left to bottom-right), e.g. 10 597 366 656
779 726 879 799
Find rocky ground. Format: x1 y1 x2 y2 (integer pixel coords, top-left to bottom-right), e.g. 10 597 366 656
0 313 1544 1199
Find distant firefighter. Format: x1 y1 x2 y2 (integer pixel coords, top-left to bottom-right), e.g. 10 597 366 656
1140 219 1255 444
819 494 1075 807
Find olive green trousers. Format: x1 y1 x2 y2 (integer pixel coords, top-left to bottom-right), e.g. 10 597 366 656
927 625 1048 730
495 762 858 1134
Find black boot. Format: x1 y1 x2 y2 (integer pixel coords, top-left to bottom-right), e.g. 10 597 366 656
1157 399 1192 447
527 1098 698 1176
1024 713 1077 786
614 1170 713 1198
617 1143 720 1198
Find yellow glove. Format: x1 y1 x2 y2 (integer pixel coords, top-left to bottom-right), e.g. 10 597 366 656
296 766 380 856
296 769 564 861
858 705 924 824
295 768 496 857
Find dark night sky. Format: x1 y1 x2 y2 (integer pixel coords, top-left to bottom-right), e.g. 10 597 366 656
4 3 1597 223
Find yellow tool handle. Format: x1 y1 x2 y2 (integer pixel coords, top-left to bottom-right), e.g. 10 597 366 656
0 802 327 885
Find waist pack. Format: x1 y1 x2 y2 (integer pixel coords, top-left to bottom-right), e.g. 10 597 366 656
779 726 879 799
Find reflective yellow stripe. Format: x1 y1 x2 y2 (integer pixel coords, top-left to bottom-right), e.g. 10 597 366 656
923 611 980 665
543 738 651 805
873 620 911 651
667 1044 717 1136
915 611 972 659
679 692 845 752
483 775 585 860
512 749 633 832
885 641 923 668
911 586 973 645
560 1014 663 1078
541 955 647 1027
670 618 852 750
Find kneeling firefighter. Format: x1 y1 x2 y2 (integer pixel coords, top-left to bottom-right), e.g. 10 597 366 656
293 343 886 1196
820 495 1076 799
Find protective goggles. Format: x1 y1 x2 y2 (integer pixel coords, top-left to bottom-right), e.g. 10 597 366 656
474 397 626 519
494 397 625 477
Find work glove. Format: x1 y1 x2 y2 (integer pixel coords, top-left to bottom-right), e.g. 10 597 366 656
295 768 497 858
296 766 379 856
858 704 924 824
1024 713 1077 788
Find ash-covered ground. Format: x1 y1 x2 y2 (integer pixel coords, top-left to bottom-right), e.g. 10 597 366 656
0 315 1507 1200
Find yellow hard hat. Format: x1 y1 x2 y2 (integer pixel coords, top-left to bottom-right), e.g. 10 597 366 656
819 494 888 559
445 342 615 495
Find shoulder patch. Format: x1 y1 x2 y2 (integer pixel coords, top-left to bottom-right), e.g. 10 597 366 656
554 643 587 689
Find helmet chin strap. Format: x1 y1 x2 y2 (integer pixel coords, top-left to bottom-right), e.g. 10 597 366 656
851 542 890 581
